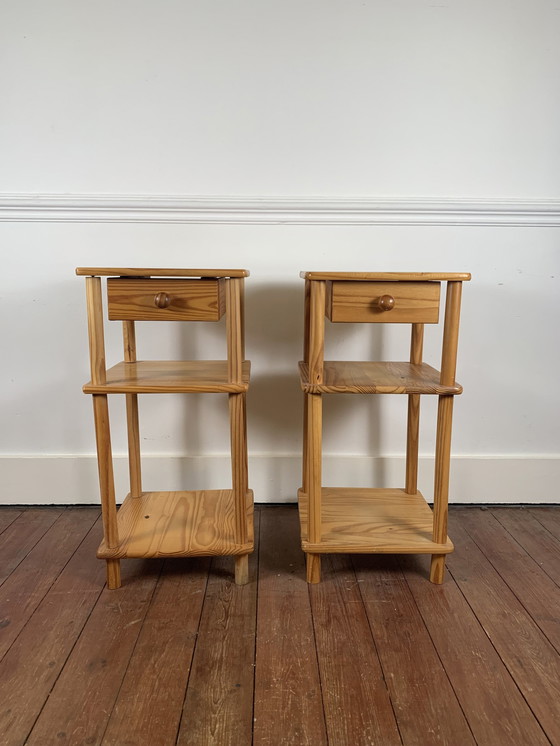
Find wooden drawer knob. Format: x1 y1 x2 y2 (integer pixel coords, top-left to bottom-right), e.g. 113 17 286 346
376 294 395 312
154 292 171 309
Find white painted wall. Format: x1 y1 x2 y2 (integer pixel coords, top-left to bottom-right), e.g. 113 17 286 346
1 1 559 504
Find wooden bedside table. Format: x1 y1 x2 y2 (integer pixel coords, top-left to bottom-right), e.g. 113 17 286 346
298 271 471 584
77 267 253 588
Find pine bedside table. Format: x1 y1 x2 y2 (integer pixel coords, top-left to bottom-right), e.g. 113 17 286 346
298 271 470 584
77 267 253 588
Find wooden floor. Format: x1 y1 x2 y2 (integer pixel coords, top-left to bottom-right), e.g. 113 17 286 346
1 505 560 746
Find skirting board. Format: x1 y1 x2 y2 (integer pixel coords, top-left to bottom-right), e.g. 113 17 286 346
0 454 558 506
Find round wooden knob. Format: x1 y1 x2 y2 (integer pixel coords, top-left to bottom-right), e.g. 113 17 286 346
154 292 171 309
376 294 395 312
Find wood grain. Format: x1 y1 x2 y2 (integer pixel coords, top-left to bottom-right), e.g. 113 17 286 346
0 515 106 745
447 512 560 744
306 394 323 582
77 267 250 277
0 509 61 587
406 323 424 494
308 280 325 384
327 280 440 323
254 507 327 746
84 360 251 394
92 394 120 588
0 509 99 662
430 394 454 583
0 509 23 536
299 487 453 555
107 278 225 321
85 276 106 385
97 490 254 559
530 506 560 541
123 321 142 497
499 507 560 586
440 280 463 386
309 554 401 746
457 508 560 653
400 551 549 746
299 360 462 395
301 271 471 281
354 553 476 746
25 559 163 746
101 557 210 746
229 393 249 552
226 277 244 383
177 511 260 746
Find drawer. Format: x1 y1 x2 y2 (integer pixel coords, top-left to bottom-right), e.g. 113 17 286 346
326 281 440 323
107 278 225 321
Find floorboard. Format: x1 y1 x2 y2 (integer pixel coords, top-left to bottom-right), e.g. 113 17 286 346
101 557 210 746
253 507 327 746
0 514 105 745
353 553 476 746
447 510 560 746
310 554 402 746
0 505 558 746
0 509 62 587
400 552 550 746
457 508 560 653
177 513 259 746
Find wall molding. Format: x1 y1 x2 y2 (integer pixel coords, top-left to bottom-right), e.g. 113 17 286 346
1 194 560 226
2 454 558 505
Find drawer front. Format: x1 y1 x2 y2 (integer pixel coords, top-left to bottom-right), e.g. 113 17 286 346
107 278 225 321
327 281 440 323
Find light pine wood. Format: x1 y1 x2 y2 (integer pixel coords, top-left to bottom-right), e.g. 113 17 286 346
107 278 225 321
85 277 106 385
299 272 466 583
326 280 440 323
299 487 453 554
235 554 249 585
97 490 254 559
299 360 462 395
308 280 326 384
123 321 142 498
301 271 471 281
229 392 249 570
80 267 252 587
77 267 250 277
431 281 463 582
406 323 424 494
92 395 121 589
84 360 251 394
307 394 323 582
226 277 244 383
440 280 463 386
431 395 455 583
301 279 311 495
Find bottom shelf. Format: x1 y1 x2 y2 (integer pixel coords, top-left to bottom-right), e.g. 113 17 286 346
98 489 254 559
298 487 453 554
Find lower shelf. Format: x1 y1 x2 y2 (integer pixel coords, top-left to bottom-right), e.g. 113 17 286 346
97 489 254 559
298 487 453 554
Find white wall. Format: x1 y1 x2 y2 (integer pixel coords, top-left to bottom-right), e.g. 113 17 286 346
1 1 559 504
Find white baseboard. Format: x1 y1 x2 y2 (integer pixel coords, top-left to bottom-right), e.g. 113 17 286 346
0 454 558 506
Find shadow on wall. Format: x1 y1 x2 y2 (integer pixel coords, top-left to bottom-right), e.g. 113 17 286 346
243 280 390 488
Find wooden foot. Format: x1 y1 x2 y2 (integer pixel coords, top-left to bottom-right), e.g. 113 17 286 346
235 554 249 585
306 553 321 583
106 559 121 589
430 554 446 584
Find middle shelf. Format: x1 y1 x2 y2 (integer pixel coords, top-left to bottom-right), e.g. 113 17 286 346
299 360 462 394
84 360 251 394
